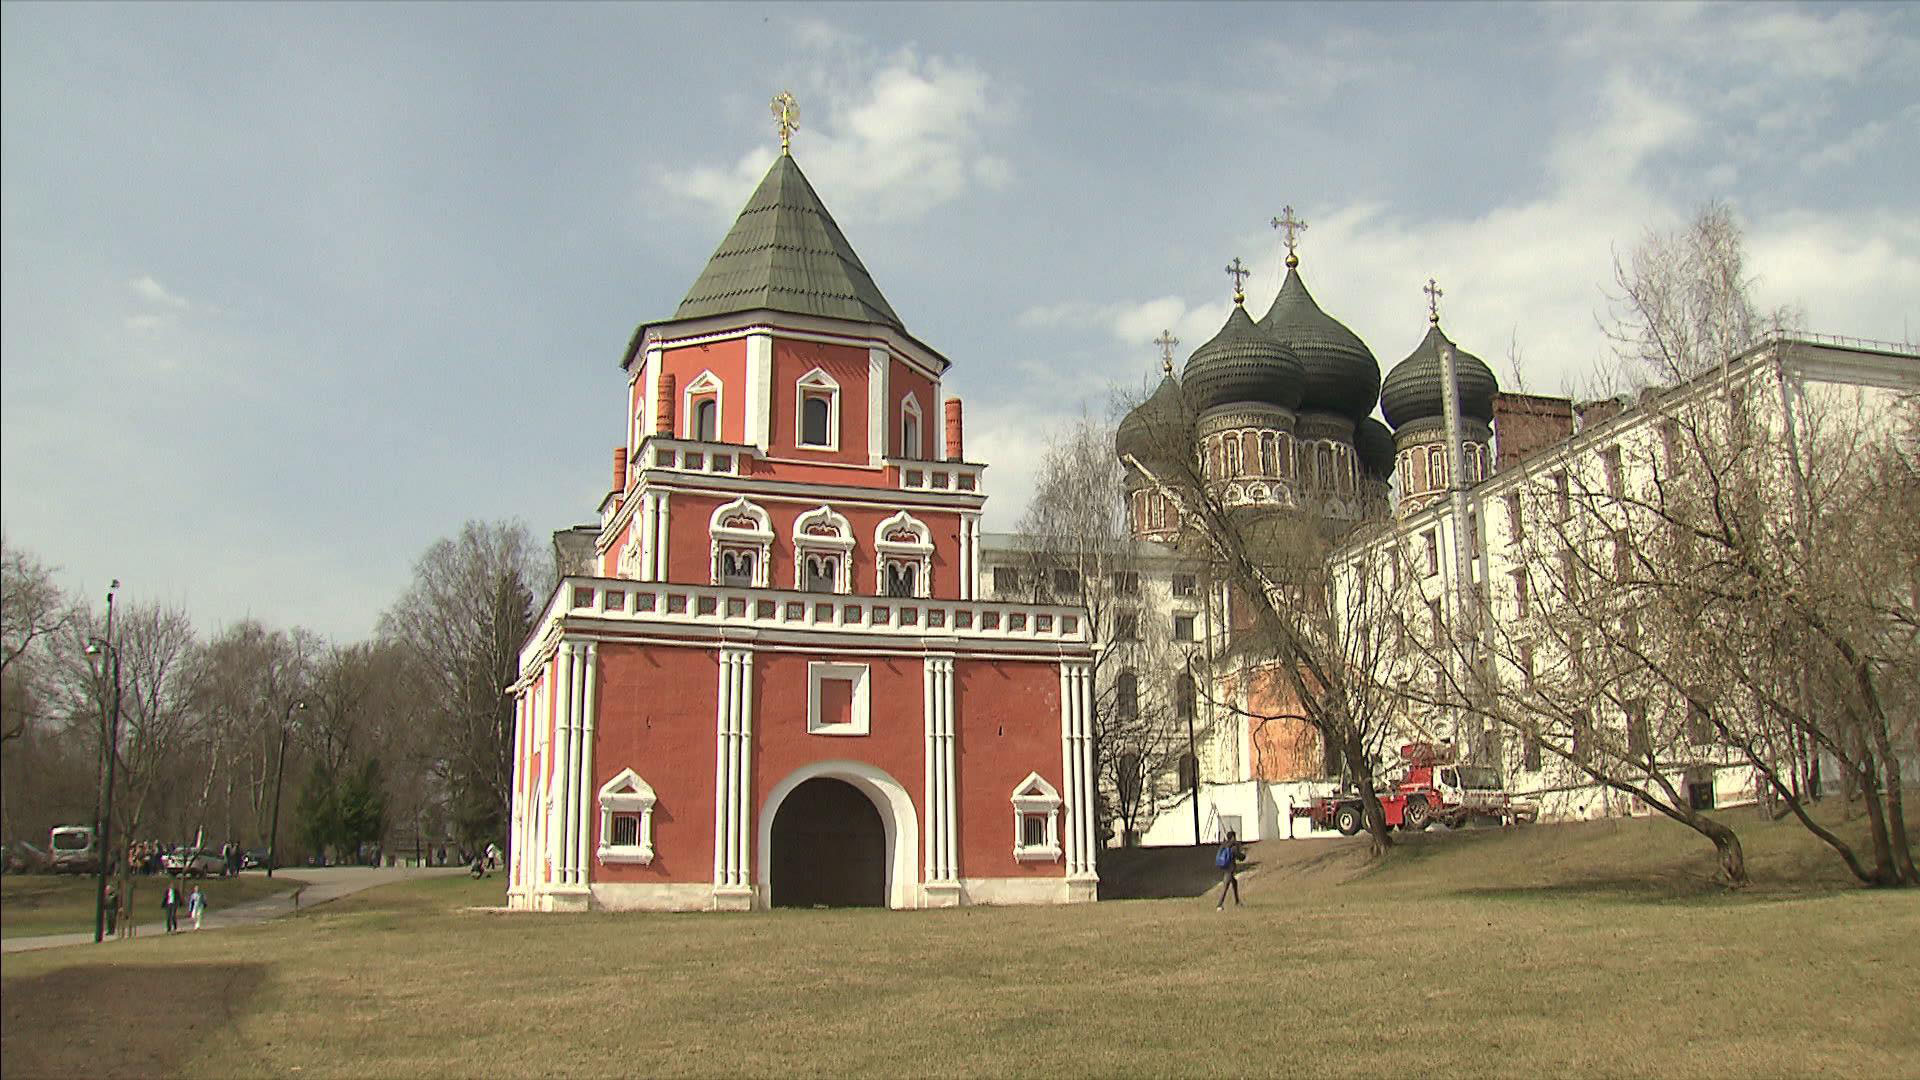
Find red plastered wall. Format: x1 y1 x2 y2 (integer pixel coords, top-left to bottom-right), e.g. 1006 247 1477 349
767 339 870 465
663 339 748 443
888 360 938 460
750 650 927 836
954 657 1066 879
588 643 719 883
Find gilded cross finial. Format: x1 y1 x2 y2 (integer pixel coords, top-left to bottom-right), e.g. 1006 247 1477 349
1423 277 1443 324
1225 257 1250 305
1271 205 1308 268
1154 329 1180 374
771 91 800 155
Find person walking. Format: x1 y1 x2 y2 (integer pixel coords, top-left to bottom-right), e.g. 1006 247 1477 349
104 882 119 936
162 881 181 933
188 885 206 931
1213 830 1245 910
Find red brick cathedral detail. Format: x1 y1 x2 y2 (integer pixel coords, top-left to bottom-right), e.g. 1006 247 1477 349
507 152 1098 911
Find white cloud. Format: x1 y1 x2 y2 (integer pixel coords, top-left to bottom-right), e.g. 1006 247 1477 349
658 45 1012 224
130 274 188 310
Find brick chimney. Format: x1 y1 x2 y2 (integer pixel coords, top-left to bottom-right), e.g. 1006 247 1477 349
944 398 964 462
656 372 676 435
1491 392 1575 471
612 446 628 493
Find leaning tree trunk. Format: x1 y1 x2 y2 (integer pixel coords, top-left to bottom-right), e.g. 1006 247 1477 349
1343 728 1395 854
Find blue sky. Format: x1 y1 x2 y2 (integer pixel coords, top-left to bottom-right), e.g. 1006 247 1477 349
4 2 1916 641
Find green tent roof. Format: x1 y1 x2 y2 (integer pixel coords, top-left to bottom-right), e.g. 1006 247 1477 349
673 154 905 330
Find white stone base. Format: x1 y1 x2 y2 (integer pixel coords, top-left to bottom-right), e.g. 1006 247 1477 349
534 886 591 912
712 886 754 912
589 883 720 912
958 876 1093 906
921 881 963 908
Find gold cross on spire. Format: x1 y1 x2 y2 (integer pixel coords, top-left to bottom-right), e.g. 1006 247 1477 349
1225 257 1250 305
1423 277 1443 324
1271 205 1308 268
771 91 800 155
1154 329 1180 374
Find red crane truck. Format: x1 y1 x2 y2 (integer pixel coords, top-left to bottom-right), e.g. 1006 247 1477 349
1292 742 1537 836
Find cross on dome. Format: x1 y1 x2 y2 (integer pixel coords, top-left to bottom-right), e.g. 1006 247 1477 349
771 91 800 155
1271 205 1308 268
1423 277 1443 324
1225 257 1250 305
1154 329 1180 373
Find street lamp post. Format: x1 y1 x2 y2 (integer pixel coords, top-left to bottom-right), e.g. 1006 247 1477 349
88 580 122 944
266 698 306 878
1183 651 1202 846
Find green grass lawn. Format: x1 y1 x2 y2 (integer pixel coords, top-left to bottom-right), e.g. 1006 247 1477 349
0 873 295 939
3 810 1916 1078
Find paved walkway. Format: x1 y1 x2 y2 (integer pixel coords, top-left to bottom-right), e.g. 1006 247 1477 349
1 866 464 954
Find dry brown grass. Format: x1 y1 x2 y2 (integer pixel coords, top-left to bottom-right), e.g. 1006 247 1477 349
3 810 1916 1079
1 874 293 939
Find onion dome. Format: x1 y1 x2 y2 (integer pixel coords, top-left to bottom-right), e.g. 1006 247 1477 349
1181 305 1304 414
1379 321 1499 430
1355 416 1396 479
1115 369 1185 470
1257 268 1381 419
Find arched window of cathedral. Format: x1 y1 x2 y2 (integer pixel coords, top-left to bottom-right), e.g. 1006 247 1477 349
794 368 841 450
873 510 933 597
708 498 773 587
1427 446 1446 490
1116 671 1139 721
1176 752 1198 792
1278 437 1292 479
1260 434 1277 476
899 394 923 460
1336 446 1354 495
1242 432 1259 476
792 505 853 593
683 370 723 442
1224 435 1242 478
1316 444 1333 490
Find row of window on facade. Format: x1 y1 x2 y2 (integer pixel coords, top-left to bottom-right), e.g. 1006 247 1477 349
1203 431 1365 493
591 764 1070 867
989 566 1200 602
655 499 936 597
647 368 931 459
1397 440 1492 494
1112 670 1199 724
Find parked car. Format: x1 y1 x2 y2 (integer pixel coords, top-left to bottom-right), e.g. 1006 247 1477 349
241 848 269 870
49 825 101 874
162 847 226 877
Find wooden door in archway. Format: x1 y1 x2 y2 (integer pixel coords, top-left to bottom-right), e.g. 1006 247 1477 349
770 778 887 908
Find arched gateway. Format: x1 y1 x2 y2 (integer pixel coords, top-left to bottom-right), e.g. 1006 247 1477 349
771 779 885 907
758 761 919 910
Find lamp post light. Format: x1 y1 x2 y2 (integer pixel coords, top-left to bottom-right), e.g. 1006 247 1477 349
266 698 307 879
86 580 122 944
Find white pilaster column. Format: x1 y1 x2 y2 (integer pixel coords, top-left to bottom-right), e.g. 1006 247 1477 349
510 694 526 893
923 662 938 883
746 333 773 450
639 493 658 583
1060 661 1098 883
712 646 755 908
868 347 889 462
563 644 584 884
654 496 671 581
548 653 571 886
576 643 598 887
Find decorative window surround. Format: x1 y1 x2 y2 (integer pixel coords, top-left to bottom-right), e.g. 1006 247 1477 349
873 510 933 598
684 370 723 442
899 394 924 460
793 505 855 594
597 769 657 865
708 498 774 587
807 661 870 735
1011 771 1063 862
795 367 841 451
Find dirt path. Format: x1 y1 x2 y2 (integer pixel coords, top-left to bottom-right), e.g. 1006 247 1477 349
1098 836 1369 899
1 866 464 954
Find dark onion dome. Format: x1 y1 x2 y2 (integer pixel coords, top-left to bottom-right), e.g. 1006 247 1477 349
1379 321 1499 430
1180 305 1304 414
1355 416 1396 479
1256 268 1381 419
1115 371 1185 469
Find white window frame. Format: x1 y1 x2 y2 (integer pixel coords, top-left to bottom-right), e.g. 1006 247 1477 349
899 394 924 460
807 662 870 736
873 510 933 598
684 370 723 443
794 367 841 451
596 768 657 865
793 505 854 594
1010 772 1062 862
708 497 773 588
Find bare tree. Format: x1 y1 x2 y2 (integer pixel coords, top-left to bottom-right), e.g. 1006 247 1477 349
2 538 71 744
1012 417 1189 846
381 520 545 851
1120 376 1405 853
